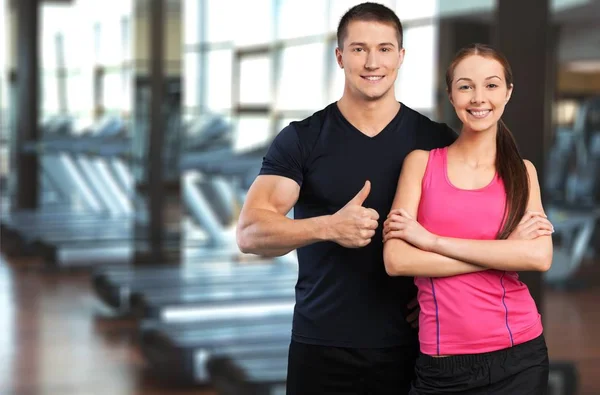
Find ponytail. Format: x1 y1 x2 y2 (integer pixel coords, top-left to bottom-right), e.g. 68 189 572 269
496 119 529 239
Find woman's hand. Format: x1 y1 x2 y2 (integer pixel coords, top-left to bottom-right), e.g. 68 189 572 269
507 211 554 240
383 208 437 251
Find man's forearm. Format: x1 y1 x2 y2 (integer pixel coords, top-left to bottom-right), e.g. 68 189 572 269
237 208 331 256
384 239 487 278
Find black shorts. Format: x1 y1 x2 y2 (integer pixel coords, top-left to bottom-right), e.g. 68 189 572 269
286 339 419 395
409 334 549 395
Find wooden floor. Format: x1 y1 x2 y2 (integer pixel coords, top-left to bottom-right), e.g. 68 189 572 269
543 261 600 395
0 257 216 395
0 255 599 395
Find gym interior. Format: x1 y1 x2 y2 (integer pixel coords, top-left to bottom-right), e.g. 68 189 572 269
0 0 598 394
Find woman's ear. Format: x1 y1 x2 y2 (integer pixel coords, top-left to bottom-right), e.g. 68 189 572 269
506 83 514 103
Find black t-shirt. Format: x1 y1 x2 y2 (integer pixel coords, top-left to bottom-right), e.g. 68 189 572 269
259 102 457 348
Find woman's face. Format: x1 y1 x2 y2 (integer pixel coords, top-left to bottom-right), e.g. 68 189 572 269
449 55 513 133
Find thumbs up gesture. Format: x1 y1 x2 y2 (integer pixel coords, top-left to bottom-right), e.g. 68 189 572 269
328 180 380 248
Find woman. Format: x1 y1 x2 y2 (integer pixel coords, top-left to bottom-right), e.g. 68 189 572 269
382 43 553 394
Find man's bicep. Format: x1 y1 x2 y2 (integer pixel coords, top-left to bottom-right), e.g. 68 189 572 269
390 150 429 218
243 175 300 215
245 123 304 215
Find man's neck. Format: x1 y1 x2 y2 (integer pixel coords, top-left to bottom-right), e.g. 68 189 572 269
337 96 400 137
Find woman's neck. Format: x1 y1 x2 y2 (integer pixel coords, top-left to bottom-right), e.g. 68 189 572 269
452 125 498 167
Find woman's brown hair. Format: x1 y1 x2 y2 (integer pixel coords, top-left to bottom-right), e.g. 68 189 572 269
445 43 529 239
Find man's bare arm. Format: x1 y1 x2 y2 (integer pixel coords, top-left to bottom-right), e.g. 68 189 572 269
236 175 380 257
236 175 323 257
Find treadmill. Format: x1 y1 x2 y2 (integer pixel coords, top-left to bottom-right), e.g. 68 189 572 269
94 255 297 313
132 180 295 391
91 116 280 307
130 280 296 323
0 117 117 256
1 117 130 228
4 116 241 266
36 116 248 266
1 120 139 264
9 116 128 219
139 312 292 387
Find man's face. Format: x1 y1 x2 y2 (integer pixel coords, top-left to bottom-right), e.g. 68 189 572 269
336 20 404 102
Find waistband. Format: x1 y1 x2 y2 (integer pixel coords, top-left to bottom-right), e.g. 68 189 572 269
417 334 546 370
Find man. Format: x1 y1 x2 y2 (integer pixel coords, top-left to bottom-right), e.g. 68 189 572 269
236 2 456 394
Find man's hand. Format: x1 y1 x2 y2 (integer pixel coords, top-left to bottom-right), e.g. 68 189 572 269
406 297 419 329
327 181 380 248
383 209 437 251
507 211 554 240
328 181 379 248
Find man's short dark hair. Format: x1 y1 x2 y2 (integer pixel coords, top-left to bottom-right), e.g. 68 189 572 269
336 2 404 49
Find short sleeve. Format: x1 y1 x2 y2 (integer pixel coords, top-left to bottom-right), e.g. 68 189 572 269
259 124 304 186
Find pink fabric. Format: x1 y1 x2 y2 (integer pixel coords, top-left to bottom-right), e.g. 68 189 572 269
415 147 543 356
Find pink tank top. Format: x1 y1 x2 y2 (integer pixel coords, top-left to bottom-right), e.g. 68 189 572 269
415 147 543 356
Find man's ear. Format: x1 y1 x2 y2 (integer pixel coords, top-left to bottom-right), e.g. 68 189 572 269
335 47 343 69
397 47 405 69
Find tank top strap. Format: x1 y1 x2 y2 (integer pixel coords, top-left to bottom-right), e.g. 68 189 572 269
421 147 448 191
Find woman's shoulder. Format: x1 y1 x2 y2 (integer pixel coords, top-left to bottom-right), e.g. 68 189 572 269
405 149 431 165
406 146 448 164
522 159 538 175
402 149 434 177
523 159 536 170
522 159 540 184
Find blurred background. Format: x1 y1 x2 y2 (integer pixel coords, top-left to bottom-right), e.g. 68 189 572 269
0 0 598 394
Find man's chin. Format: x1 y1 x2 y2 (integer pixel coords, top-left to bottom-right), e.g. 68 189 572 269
361 90 390 102
359 84 394 100
345 85 393 103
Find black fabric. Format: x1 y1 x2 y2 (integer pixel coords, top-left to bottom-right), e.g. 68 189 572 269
409 334 550 395
286 340 419 395
259 102 457 348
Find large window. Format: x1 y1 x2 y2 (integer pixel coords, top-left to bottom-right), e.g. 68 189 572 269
276 42 327 111
277 0 327 39
234 0 275 46
183 0 441 150
239 55 273 106
205 49 234 111
40 0 133 124
234 115 273 151
396 24 437 111
183 51 199 114
205 1 236 43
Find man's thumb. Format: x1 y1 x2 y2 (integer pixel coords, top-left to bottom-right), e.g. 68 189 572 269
348 180 371 206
